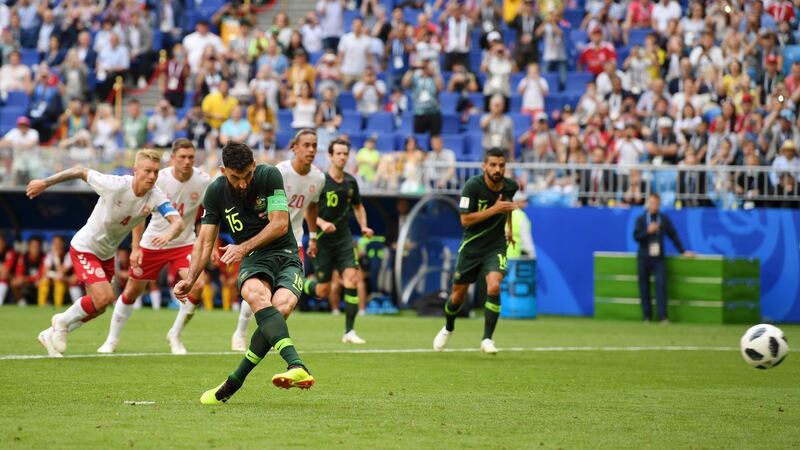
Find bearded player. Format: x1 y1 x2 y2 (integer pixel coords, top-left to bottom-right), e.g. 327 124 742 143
230 129 324 351
97 139 211 355
27 150 185 357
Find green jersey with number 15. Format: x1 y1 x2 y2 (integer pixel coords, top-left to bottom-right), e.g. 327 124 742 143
458 174 518 256
201 165 297 252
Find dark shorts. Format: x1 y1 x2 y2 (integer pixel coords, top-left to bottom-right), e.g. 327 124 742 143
237 249 304 299
312 235 359 283
453 248 508 285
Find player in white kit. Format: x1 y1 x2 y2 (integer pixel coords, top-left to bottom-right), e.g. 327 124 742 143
230 129 324 351
97 140 212 355
26 150 185 357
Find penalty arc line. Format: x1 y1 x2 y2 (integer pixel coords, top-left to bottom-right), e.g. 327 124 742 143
0 346 739 361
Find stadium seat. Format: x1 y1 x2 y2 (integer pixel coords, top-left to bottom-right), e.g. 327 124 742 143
510 72 525 89
397 113 414 133
276 131 292 148
309 51 323 65
441 134 465 156
20 49 40 67
510 95 522 112
375 133 396 152
338 92 356 110
565 72 594 95
510 113 531 135
349 132 366 150
5 91 30 109
544 95 564 115
628 29 654 47
543 73 560 91
366 112 395 132
414 133 431 151
465 133 484 156
783 45 800 74
569 29 588 48
340 110 363 134
466 113 482 131
441 113 461 134
563 8 584 28
469 51 482 73
277 110 293 132
440 92 459 113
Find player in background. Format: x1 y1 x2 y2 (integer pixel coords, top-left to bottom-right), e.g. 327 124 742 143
38 235 82 307
0 235 17 305
432 148 519 354
230 129 324 352
302 139 373 344
97 140 211 354
26 150 185 357
174 142 314 405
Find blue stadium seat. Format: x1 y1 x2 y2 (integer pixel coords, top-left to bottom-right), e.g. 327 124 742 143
469 51 482 73
413 133 431 151
397 113 414 133
466 113 481 131
467 92 484 110
349 132 366 150
152 31 163 52
5 91 30 109
366 112 395 132
403 9 419 26
309 51 323 65
376 133 396 152
543 73 560 91
440 92 459 113
509 113 531 135
509 95 522 113
569 29 588 47
510 72 525 89
276 131 292 148
338 91 356 110
183 91 194 109
544 95 564 115
565 72 594 95
441 113 461 134
20 49 40 67
628 29 653 47
784 45 800 74
465 133 484 155
441 134 464 156
340 110 363 134
563 8 584 28
277 110 293 132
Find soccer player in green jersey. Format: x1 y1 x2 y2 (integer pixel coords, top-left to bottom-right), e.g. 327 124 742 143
302 138 374 344
433 148 520 354
174 142 314 404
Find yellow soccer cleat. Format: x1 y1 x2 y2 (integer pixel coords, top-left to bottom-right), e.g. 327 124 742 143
200 382 231 405
271 365 315 390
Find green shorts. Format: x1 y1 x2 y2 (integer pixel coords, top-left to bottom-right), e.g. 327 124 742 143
312 234 359 283
453 249 508 285
237 249 304 298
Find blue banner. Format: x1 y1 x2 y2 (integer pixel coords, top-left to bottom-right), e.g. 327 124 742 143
528 207 800 323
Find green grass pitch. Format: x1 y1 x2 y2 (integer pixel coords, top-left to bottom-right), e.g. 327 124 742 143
0 307 797 449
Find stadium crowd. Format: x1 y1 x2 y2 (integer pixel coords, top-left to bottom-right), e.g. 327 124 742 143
0 0 798 206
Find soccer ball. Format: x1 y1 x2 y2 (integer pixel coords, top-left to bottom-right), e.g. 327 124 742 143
740 324 789 369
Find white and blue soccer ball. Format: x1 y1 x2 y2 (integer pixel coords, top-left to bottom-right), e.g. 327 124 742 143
740 324 789 369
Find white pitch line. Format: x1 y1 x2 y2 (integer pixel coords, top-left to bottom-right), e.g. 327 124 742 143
0 346 738 361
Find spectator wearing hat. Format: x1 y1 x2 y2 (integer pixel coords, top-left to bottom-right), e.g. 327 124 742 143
578 24 617 77
766 108 800 161
315 51 342 95
182 20 225 74
402 59 444 135
474 0 503 49
338 17 372 89
0 116 40 149
770 140 800 186
510 0 541 69
316 0 345 51
536 10 568 90
647 116 679 165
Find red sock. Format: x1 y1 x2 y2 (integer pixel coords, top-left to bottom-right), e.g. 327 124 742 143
187 294 200 305
121 293 135 305
80 296 100 322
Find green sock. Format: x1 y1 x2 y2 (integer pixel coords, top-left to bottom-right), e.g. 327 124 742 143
229 329 271 387
343 288 359 332
254 306 303 367
483 295 501 340
444 298 462 332
303 279 318 298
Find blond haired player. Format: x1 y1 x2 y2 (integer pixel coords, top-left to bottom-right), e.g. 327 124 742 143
97 139 211 354
26 150 185 357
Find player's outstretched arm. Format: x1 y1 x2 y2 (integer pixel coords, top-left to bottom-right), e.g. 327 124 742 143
26 165 89 199
175 223 218 299
220 210 289 265
149 214 186 249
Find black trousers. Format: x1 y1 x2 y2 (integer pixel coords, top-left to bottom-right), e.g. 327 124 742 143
444 52 469 71
413 112 442 135
637 255 667 321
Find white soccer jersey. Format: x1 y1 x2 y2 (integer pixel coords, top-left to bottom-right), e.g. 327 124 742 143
141 167 211 250
276 160 325 246
70 170 179 260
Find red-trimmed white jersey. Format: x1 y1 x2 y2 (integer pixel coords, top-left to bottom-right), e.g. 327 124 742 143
141 167 211 250
276 160 325 246
70 170 178 260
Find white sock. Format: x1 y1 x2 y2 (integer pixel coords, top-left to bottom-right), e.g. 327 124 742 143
133 295 143 309
68 286 82 303
234 301 253 337
68 321 83 332
58 298 91 327
106 297 134 343
0 281 8 305
150 290 162 310
169 301 197 337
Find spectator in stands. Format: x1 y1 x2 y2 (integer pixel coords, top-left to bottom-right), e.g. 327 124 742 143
597 58 630 98
315 85 341 155
440 2 471 71
651 0 681 35
0 234 16 305
301 12 324 54
42 35 65 67
39 235 80 307
385 26 412 90
0 50 32 96
519 112 559 161
253 123 281 163
284 29 307 59
623 46 655 96
256 37 288 76
160 43 189 108
623 0 654 35
247 91 276 147
219 105 252 146
73 30 96 69
481 32 513 111
193 52 225 105
121 11 154 90
287 80 317 132
518 63 548 117
317 0 345 51
679 1 705 48
91 103 119 156
369 5 391 42
148 100 177 149
181 105 212 152
736 152 769 208
677 149 709 206
272 12 294 48
578 146 614 206
621 169 647 206
16 0 40 46
250 64 281 113
403 58 443 135
647 117 679 165
11 235 43 306
424 135 456 190
689 31 723 74
353 66 386 116
481 95 515 160
59 49 89 104
28 64 63 142
338 17 373 89
356 136 380 185
774 174 800 208
637 79 671 122
0 29 18 64
154 0 183 52
287 49 316 98
93 18 114 54
765 108 800 161
229 52 254 101
537 12 568 90
201 79 237 132
58 97 88 140
579 26 617 76
36 9 58 54
413 28 441 73
0 116 39 149
755 54 781 105
182 20 224 74
122 99 148 148
398 136 426 193
315 51 342 96
510 0 540 69
96 32 130 102
770 140 800 186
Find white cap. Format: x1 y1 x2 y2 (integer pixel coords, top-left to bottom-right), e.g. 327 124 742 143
657 117 673 128
487 31 502 42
